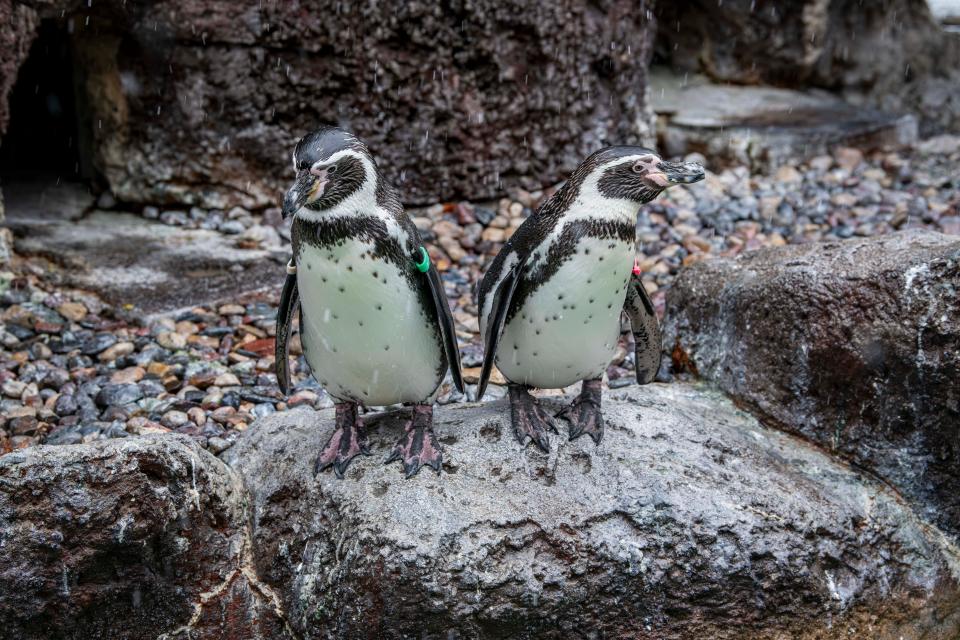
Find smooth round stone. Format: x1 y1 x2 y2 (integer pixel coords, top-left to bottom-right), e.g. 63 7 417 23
95 383 144 408
161 410 190 428
81 333 118 356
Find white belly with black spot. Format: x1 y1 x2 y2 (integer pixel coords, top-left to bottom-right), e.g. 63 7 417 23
297 239 443 405
496 237 633 389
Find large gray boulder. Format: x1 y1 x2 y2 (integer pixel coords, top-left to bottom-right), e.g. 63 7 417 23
225 383 960 639
666 230 960 540
0 436 286 640
3 0 656 206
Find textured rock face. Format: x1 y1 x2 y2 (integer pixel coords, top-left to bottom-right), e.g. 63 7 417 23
666 230 960 539
654 0 960 133
2 0 656 207
0 436 286 640
225 383 960 639
0 0 38 135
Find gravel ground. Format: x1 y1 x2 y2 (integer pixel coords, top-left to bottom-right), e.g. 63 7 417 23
1 137 958 456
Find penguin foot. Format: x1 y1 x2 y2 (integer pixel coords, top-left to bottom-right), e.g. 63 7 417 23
385 404 442 478
315 401 370 478
557 378 604 444
509 385 558 453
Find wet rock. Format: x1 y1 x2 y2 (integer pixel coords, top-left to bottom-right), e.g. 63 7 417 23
225 384 960 638
80 333 117 356
654 0 960 133
0 436 284 638
95 383 144 408
666 230 960 538
4 0 656 207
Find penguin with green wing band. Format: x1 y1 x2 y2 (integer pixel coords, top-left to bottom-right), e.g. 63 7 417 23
275 126 463 478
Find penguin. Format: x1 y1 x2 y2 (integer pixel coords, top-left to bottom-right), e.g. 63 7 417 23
275 126 463 478
476 147 704 450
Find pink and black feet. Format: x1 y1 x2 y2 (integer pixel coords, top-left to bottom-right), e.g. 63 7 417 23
385 404 443 478
556 378 604 444
314 401 370 478
508 385 559 453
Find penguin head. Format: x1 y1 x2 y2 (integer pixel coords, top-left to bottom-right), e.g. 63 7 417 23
282 126 377 218
590 147 705 204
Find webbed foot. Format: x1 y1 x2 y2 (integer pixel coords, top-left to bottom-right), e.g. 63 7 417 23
557 378 604 444
315 401 370 478
385 404 442 478
509 385 558 453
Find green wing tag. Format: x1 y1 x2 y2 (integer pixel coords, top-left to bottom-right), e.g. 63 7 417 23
414 246 430 273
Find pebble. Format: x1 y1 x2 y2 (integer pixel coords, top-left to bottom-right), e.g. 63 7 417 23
57 302 87 322
218 303 246 316
157 331 187 350
81 333 118 356
96 383 145 408
99 341 135 362
161 410 190 428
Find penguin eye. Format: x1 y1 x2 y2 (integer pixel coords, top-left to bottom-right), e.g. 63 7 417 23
632 161 645 174
327 164 338 174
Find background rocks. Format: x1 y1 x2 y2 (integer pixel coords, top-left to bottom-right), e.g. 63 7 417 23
0 435 287 639
666 230 960 539
225 384 960 639
1 0 657 207
654 0 960 134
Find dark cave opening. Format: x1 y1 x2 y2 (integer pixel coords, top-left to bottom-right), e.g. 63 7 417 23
0 19 97 222
0 20 88 179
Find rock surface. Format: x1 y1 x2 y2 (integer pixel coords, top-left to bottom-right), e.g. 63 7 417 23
0 435 288 639
654 0 960 134
225 383 960 639
10 210 285 313
649 69 918 171
2 0 656 207
666 230 960 539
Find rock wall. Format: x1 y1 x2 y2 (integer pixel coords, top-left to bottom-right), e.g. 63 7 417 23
654 0 960 134
666 230 960 539
1 0 657 208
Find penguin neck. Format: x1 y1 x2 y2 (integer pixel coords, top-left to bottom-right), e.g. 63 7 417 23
293 165 411 249
565 170 639 226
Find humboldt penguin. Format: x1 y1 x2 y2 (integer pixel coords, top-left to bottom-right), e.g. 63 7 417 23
477 147 704 450
275 126 463 478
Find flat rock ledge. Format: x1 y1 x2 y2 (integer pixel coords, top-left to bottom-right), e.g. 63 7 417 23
226 383 960 639
2 384 959 639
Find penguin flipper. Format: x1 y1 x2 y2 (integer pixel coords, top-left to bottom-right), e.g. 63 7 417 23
425 263 464 394
275 270 300 395
623 272 661 384
478 255 527 399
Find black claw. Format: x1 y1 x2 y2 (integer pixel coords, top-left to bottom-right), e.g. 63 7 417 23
509 385 557 453
386 405 443 479
558 379 604 445
315 402 369 478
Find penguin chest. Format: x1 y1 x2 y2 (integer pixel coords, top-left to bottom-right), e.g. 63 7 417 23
296 239 443 405
496 237 634 389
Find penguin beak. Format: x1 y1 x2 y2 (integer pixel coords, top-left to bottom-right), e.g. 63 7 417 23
282 171 315 218
657 160 706 187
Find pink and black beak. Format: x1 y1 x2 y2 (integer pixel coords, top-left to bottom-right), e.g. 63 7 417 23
282 164 331 218
649 160 705 188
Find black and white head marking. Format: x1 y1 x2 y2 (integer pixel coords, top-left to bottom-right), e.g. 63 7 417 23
282 125 396 220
